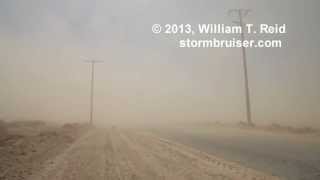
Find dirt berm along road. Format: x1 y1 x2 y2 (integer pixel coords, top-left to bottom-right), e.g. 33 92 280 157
28 128 282 180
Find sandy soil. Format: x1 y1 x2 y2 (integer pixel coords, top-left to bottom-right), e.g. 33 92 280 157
0 122 89 180
25 127 281 180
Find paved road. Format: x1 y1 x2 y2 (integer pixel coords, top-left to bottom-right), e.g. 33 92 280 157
154 127 320 180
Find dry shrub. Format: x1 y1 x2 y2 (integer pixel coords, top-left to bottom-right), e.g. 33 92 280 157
0 120 8 141
267 123 318 134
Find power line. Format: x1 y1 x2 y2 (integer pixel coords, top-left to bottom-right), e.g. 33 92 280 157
229 9 254 126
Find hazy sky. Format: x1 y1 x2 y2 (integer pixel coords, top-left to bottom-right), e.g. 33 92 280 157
0 0 319 127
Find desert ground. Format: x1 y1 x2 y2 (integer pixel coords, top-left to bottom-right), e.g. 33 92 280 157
0 121 282 180
152 124 320 180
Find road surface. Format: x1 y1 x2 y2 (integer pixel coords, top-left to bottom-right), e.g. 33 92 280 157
153 126 320 180
28 128 280 180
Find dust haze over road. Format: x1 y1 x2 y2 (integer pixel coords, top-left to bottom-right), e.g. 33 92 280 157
1 0 320 180
1 0 320 128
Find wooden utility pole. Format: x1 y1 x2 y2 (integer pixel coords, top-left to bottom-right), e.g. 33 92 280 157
83 58 103 125
229 9 254 126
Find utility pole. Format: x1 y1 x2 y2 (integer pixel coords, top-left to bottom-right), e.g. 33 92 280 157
229 9 254 126
82 57 103 125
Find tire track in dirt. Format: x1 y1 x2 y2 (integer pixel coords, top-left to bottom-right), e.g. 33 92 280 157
108 128 161 180
29 130 106 180
103 130 121 180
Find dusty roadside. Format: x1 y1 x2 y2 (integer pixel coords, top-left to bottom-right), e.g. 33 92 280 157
0 121 90 180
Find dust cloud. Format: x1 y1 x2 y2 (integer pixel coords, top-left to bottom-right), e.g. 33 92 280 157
0 1 320 180
1 0 320 128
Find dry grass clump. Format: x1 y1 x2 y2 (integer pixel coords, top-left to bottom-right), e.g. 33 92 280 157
265 123 318 134
0 120 8 141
